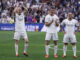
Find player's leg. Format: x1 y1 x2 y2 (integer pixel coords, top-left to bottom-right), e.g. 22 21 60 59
71 43 77 58
71 34 77 58
63 43 68 57
15 40 19 56
45 40 50 58
45 33 51 58
23 38 29 56
22 32 29 56
62 34 68 57
53 33 58 58
14 32 20 56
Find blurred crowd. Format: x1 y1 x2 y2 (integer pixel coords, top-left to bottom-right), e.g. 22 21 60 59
0 0 80 24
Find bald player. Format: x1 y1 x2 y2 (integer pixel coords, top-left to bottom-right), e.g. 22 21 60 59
13 5 28 57
60 12 79 58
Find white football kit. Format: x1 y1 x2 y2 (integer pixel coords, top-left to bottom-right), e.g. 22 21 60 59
45 14 59 40
14 12 28 40
61 19 79 43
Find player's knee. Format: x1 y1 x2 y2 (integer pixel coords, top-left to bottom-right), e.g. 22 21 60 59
15 40 19 44
46 40 50 45
64 43 68 45
71 43 76 45
25 40 29 43
54 41 58 45
54 43 57 45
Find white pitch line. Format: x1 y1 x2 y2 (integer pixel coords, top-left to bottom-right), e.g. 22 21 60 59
49 43 80 52
49 47 80 52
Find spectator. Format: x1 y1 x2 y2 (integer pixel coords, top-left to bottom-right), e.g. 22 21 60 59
0 13 13 24
33 16 37 23
0 0 80 24
27 14 33 23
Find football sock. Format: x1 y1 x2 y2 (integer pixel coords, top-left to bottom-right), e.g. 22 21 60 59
54 45 58 55
45 45 50 55
63 45 67 56
24 43 28 53
72 45 76 56
15 43 18 55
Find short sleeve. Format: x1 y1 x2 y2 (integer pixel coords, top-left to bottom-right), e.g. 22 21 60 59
45 16 50 22
54 15 59 22
75 20 79 26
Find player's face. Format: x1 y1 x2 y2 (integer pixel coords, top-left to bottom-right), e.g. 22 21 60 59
50 8 55 16
68 13 73 20
18 8 22 15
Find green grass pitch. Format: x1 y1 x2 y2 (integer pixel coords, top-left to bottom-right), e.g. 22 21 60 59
0 31 80 60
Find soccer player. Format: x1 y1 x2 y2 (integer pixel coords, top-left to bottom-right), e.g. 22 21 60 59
13 4 29 57
60 12 79 58
45 7 59 58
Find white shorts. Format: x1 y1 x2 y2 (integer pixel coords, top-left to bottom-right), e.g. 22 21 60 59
63 34 76 43
14 31 28 40
45 33 58 41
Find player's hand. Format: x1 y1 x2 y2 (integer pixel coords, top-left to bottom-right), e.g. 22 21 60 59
18 2 23 7
62 31 66 34
50 20 54 24
74 32 77 35
51 19 54 23
55 20 59 26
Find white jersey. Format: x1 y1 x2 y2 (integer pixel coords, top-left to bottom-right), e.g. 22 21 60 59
61 19 79 34
15 12 26 32
45 14 59 33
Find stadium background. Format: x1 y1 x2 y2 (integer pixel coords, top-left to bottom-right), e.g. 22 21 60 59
0 0 80 60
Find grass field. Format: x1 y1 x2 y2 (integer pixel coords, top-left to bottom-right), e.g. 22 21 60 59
0 31 80 60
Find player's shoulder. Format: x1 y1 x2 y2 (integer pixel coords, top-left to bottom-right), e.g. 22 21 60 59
72 19 77 21
46 14 50 17
53 14 59 18
54 14 58 17
72 19 78 23
45 14 51 18
63 19 68 22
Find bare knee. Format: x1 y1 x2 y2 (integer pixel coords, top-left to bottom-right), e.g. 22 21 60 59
54 41 58 45
45 40 50 45
15 40 19 44
71 43 76 46
64 43 68 45
24 38 29 43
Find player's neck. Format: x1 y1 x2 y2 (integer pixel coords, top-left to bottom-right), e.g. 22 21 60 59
68 18 72 21
18 13 21 15
50 14 54 16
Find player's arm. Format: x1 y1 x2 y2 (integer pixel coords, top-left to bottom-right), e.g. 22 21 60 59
45 20 53 26
60 20 66 34
22 5 28 14
13 7 18 14
45 16 53 26
76 26 79 32
75 21 79 34
55 19 59 26
60 25 64 32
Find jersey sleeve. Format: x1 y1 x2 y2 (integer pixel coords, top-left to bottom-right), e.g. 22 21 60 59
45 16 50 22
54 15 59 22
75 20 79 26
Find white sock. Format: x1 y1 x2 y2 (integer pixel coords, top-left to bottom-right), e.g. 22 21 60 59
24 43 28 53
72 45 76 56
15 44 18 55
63 45 67 56
54 45 58 55
45 45 50 55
